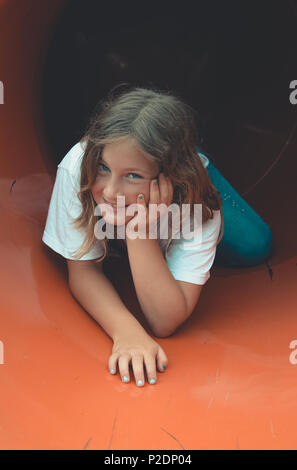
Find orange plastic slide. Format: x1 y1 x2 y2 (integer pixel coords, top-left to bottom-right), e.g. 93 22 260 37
0 0 297 450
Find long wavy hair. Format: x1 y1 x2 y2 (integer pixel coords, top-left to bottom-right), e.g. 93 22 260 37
70 84 224 262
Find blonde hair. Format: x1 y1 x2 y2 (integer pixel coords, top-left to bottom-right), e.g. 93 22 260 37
70 83 224 262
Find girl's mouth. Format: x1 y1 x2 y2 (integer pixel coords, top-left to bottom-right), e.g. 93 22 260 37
102 198 129 210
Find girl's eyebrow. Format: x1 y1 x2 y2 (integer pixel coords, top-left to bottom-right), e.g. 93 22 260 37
100 157 152 174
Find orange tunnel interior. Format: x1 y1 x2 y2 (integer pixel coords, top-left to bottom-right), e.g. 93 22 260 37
0 0 297 450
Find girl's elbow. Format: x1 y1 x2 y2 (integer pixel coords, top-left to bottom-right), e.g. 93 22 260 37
154 329 175 339
152 320 176 338
154 310 190 338
154 322 184 338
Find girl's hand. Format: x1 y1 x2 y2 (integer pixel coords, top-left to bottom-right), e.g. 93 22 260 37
109 328 168 386
126 173 174 238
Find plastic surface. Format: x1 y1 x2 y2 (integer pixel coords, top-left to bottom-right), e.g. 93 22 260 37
0 0 297 450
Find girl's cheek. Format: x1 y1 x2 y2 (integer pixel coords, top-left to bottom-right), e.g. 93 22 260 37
91 180 150 205
91 183 103 204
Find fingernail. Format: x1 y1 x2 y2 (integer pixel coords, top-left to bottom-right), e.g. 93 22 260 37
154 180 158 185
162 365 166 371
138 194 143 199
110 368 115 374
137 380 143 386
122 376 129 382
149 379 156 385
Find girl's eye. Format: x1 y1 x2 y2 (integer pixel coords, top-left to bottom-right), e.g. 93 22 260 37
127 172 142 179
98 163 109 172
98 163 142 180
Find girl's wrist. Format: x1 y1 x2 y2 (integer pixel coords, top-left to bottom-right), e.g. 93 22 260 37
111 313 148 343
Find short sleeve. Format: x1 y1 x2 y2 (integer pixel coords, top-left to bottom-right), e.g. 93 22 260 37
42 166 104 260
165 210 221 285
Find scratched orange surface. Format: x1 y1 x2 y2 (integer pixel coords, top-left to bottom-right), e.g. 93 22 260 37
0 0 297 450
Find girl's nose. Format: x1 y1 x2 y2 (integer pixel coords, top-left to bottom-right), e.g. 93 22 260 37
103 186 125 204
103 179 122 200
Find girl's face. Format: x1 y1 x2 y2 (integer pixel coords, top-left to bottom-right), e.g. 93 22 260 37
91 138 160 226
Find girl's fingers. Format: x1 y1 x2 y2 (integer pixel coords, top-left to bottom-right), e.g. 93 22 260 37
131 355 145 387
156 173 173 206
150 177 160 204
108 352 119 375
118 354 131 383
164 175 174 206
109 349 167 384
159 173 169 204
167 178 174 205
156 346 168 373
143 354 157 385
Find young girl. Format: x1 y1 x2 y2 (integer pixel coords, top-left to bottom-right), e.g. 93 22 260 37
42 85 272 387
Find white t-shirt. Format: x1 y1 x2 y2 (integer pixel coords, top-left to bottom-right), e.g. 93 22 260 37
42 141 221 285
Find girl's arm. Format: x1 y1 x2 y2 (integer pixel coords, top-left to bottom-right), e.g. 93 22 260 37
126 237 188 338
124 174 188 337
67 259 148 341
67 259 169 386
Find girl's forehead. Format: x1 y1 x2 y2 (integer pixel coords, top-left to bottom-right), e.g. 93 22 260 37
102 140 159 172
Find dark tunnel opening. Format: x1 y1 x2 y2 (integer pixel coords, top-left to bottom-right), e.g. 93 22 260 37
41 0 297 192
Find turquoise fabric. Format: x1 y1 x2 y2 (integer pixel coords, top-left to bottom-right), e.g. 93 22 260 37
202 151 273 267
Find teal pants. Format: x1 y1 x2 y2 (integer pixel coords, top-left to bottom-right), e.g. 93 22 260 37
205 156 273 268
